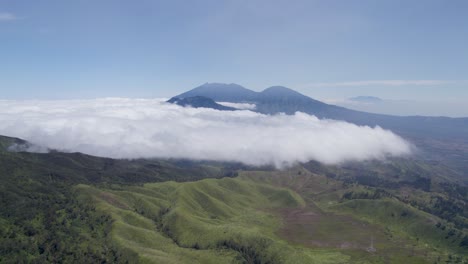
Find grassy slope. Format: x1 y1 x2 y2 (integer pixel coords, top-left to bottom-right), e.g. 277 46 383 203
0 135 233 263
80 177 352 264
322 198 468 263
302 159 467 234
241 168 467 263
80 169 468 264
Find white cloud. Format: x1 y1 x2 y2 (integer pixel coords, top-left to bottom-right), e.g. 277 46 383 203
305 80 452 88
0 98 412 167
0 12 19 21
217 102 256 110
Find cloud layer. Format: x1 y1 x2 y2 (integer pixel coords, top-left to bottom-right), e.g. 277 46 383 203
217 102 256 110
0 98 412 167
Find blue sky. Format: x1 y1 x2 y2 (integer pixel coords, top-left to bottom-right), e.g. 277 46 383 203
1 0 467 113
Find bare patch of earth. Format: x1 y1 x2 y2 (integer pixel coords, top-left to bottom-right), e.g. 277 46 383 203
277 206 380 250
275 205 431 262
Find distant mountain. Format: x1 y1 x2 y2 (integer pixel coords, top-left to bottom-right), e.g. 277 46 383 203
173 83 468 179
167 96 236 111
174 83 468 141
349 96 383 103
176 83 258 102
260 86 307 99
175 83 336 116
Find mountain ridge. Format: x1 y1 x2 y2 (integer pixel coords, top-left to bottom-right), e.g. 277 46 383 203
174 83 468 179
174 83 468 136
176 83 258 102
176 83 468 119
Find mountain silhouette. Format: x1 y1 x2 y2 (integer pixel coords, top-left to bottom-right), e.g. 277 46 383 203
174 83 468 141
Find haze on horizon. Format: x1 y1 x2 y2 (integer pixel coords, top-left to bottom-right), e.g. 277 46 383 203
1 0 467 116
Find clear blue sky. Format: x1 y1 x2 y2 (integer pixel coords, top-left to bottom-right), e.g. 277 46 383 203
1 0 467 104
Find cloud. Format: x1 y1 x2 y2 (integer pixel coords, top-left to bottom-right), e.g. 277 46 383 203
305 80 452 88
217 102 256 110
0 12 19 21
0 98 412 167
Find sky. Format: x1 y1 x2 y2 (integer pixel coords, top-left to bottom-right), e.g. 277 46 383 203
1 0 468 115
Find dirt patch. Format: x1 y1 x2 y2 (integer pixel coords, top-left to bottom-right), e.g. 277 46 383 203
275 204 433 262
276 206 383 250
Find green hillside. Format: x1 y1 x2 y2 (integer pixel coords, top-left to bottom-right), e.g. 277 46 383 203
78 172 467 263
0 135 231 263
241 169 468 263
78 178 352 264
1 135 467 263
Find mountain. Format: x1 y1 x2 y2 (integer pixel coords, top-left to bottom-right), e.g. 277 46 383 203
167 96 236 111
176 83 341 115
174 83 468 139
174 83 468 180
176 83 258 102
349 96 383 103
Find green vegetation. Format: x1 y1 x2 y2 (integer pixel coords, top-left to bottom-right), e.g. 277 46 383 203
1 135 467 263
79 178 352 263
77 169 467 264
0 135 232 263
304 159 468 230
241 168 467 263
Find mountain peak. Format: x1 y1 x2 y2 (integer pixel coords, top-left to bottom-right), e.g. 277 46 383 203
199 82 245 88
192 83 251 92
262 86 299 94
175 83 257 102
260 86 309 99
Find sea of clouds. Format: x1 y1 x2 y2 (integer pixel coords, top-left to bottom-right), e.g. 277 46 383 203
0 98 412 167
